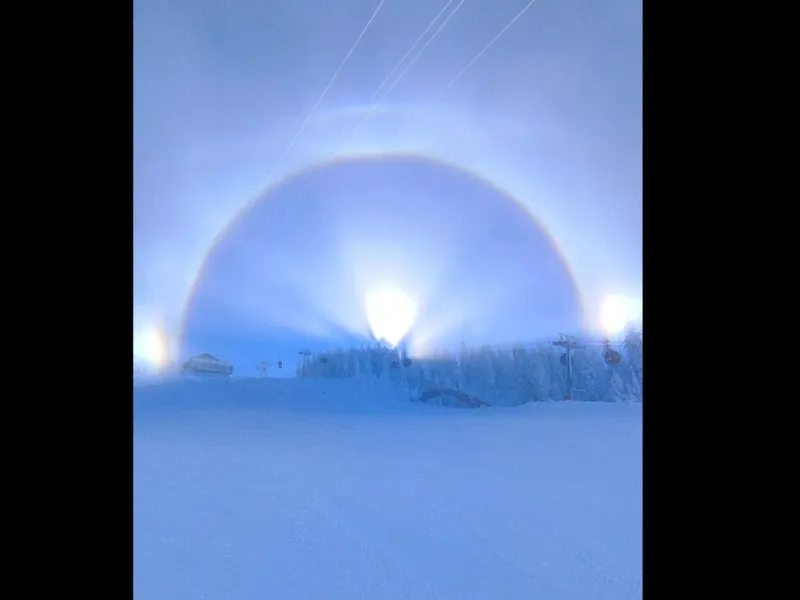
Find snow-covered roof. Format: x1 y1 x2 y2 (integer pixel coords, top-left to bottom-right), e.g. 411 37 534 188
188 353 230 366
184 353 233 375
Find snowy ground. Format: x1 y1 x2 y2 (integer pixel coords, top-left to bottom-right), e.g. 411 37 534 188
134 377 642 600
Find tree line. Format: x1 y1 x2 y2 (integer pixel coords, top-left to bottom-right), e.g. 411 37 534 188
296 330 643 405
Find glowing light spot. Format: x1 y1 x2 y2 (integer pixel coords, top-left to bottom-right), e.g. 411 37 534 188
364 288 416 346
134 326 166 367
600 294 642 335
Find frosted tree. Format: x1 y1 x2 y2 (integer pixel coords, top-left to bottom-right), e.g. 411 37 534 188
572 348 605 402
626 371 642 402
530 347 556 402
327 350 341 378
607 369 629 403
470 347 498 403
511 346 534 402
313 355 325 379
345 349 358 378
318 354 331 379
304 356 316 378
387 348 408 390
295 335 642 405
623 327 643 388
431 351 460 389
457 344 476 394
403 361 428 397
511 345 550 403
370 345 385 379
337 349 349 378
490 348 518 405
535 346 561 401
458 347 479 397
357 346 372 380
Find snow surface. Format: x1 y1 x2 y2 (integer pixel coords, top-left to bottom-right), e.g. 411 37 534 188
134 377 642 600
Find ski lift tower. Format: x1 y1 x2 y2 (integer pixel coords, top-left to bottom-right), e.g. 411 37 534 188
552 334 584 400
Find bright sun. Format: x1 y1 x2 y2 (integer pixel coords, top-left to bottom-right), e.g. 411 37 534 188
364 288 416 347
600 294 642 335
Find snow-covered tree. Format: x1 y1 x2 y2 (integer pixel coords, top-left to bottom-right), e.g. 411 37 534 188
626 371 642 402
458 346 496 401
510 345 534 402
623 327 643 395
489 348 518 405
607 369 628 403
430 351 460 389
403 360 428 397
537 346 563 400
457 344 474 392
572 348 605 402
387 348 407 390
297 332 644 406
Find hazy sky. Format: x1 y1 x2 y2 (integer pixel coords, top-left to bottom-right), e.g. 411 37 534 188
134 0 642 373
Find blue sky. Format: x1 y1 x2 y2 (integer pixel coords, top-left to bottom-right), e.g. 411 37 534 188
134 0 642 374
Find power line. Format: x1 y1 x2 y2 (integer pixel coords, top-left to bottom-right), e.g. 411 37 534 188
263 0 391 185
269 0 467 227
433 0 540 102
359 0 467 125
369 0 458 101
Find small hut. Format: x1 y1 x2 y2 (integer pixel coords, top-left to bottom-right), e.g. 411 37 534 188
182 353 233 376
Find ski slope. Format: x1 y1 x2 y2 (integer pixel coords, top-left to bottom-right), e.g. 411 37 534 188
134 377 642 600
